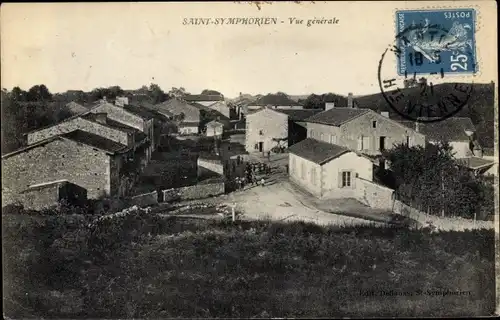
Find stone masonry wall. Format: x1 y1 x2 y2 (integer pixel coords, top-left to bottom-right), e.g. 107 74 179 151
355 177 394 210
2 138 113 206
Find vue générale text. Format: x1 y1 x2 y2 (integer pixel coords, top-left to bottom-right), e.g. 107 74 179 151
182 17 340 27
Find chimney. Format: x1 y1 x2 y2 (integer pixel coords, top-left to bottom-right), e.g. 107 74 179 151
347 92 354 108
325 102 335 111
95 113 107 125
381 111 390 118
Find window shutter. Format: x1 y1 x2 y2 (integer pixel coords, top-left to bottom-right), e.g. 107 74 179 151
357 136 363 151
338 171 343 188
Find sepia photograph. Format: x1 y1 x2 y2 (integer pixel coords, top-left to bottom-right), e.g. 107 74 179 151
1 1 498 318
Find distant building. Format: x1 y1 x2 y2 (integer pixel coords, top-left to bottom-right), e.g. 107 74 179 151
65 101 88 115
247 94 304 110
185 94 230 119
398 117 484 158
205 120 224 137
178 122 200 135
2 130 131 207
153 99 201 134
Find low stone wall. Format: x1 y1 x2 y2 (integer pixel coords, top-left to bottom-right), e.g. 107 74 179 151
129 191 158 207
393 199 494 231
162 178 225 202
355 177 394 210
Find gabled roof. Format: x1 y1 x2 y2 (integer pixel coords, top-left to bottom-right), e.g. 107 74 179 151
62 130 129 153
456 157 495 170
288 138 352 165
398 117 476 142
80 113 147 142
251 94 303 107
66 101 89 114
154 99 200 116
276 109 324 121
3 130 129 159
303 107 370 126
184 94 224 102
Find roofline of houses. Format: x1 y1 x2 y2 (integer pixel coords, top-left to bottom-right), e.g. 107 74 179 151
2 134 130 160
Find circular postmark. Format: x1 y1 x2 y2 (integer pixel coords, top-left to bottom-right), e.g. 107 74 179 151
378 21 475 123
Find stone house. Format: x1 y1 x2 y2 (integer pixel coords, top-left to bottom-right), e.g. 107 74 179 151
205 120 224 137
153 99 201 134
184 94 230 118
398 117 484 159
245 107 289 153
65 101 88 115
245 107 325 154
2 130 131 207
304 107 426 156
288 138 374 198
89 101 157 160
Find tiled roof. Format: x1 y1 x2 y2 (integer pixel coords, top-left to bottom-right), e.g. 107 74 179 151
288 138 351 165
252 94 303 107
62 130 129 154
456 157 495 170
154 99 200 116
398 117 476 142
185 94 224 102
66 101 88 114
276 109 324 121
123 104 156 120
303 108 369 126
179 121 200 127
80 113 147 142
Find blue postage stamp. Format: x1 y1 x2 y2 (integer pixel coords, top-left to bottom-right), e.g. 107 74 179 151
395 9 477 76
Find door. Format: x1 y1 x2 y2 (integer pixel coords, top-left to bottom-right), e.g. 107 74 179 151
258 142 263 152
379 136 386 151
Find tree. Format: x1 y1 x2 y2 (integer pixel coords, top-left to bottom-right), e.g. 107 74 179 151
27 84 52 102
148 83 166 104
382 142 493 220
201 89 222 96
168 87 189 100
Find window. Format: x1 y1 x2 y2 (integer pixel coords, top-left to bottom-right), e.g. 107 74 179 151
406 136 411 146
311 167 317 185
254 143 259 150
372 120 377 128
259 129 264 136
301 162 305 179
320 133 324 141
330 135 337 144
290 157 295 174
362 136 371 150
341 171 352 188
310 130 314 138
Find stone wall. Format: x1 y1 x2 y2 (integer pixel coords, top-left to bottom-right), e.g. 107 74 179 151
129 191 158 207
162 178 225 202
19 185 60 210
355 177 394 210
2 138 115 206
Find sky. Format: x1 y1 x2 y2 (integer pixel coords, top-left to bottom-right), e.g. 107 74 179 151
1 1 497 98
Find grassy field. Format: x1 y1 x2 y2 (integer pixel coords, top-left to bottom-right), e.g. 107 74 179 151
2 207 496 318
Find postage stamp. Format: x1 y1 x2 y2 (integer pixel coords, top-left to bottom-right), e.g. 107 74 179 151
395 8 478 76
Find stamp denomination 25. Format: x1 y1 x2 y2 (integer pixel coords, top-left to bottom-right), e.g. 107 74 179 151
395 9 477 76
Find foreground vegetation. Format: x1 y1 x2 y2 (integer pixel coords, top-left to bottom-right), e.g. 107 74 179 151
2 206 495 318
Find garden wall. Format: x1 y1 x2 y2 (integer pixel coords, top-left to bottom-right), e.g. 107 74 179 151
129 191 158 207
355 177 394 210
162 177 225 202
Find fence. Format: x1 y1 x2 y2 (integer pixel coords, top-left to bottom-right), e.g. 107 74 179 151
128 191 158 207
162 178 225 202
355 177 394 210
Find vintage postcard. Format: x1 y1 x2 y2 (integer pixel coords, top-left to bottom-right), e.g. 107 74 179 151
1 1 498 318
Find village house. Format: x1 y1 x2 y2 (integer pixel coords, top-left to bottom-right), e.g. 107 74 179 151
2 130 132 207
205 120 224 137
288 138 374 198
153 98 201 134
184 94 230 119
245 106 340 154
303 104 426 156
65 101 89 115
